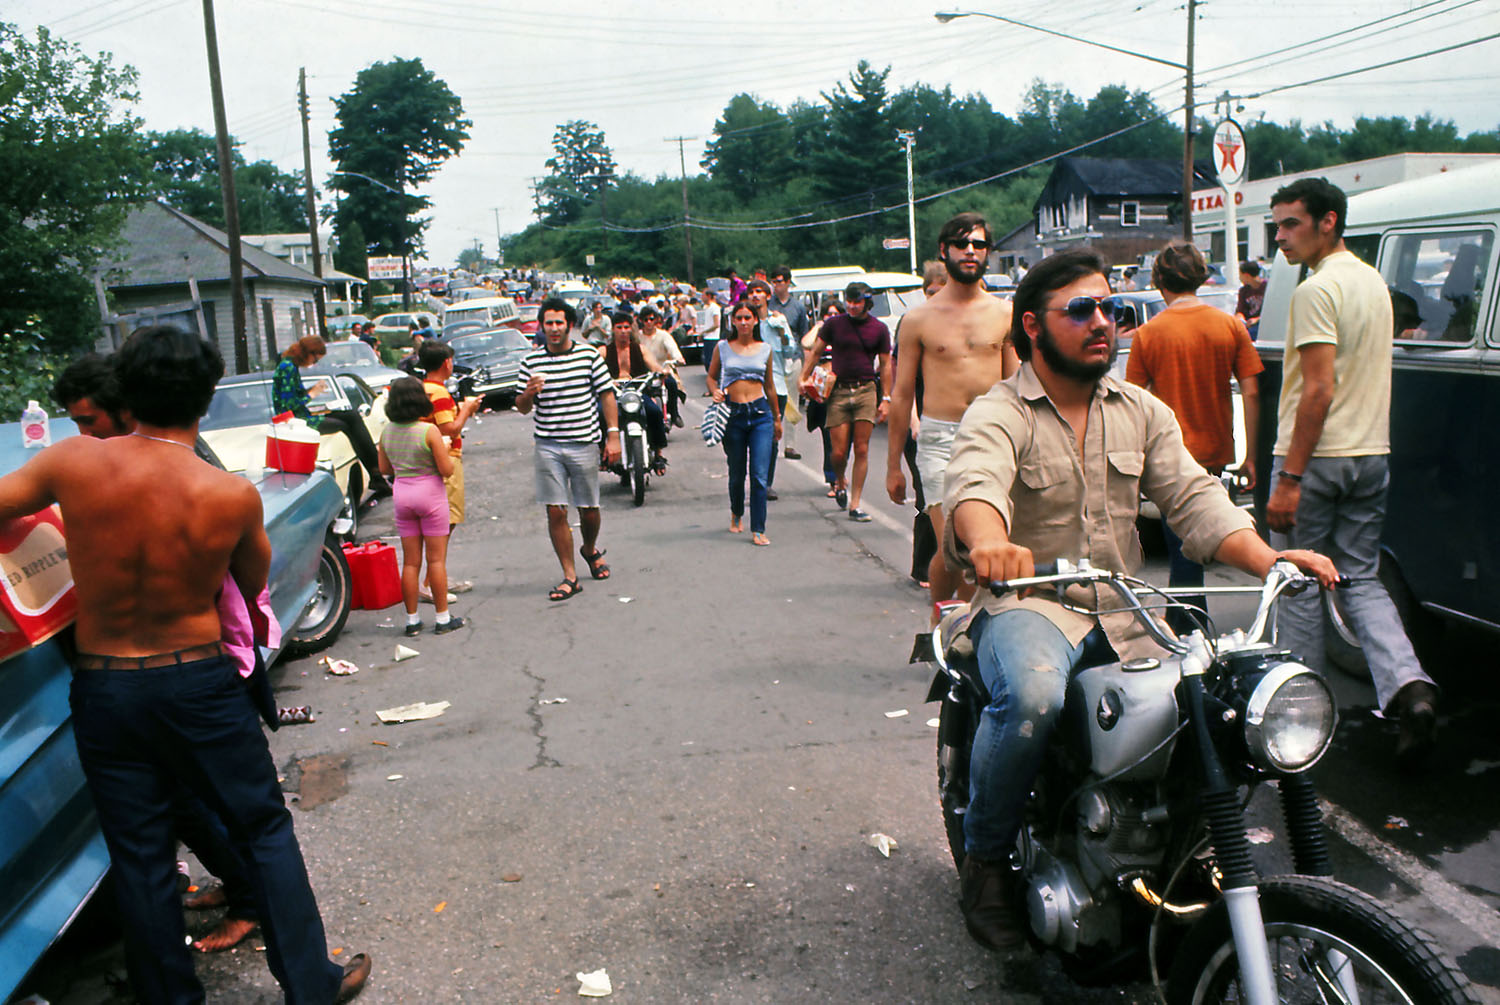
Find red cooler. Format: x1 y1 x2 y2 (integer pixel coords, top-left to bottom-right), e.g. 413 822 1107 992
343 542 402 610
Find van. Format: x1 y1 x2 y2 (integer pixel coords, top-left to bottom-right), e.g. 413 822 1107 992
442 296 520 330
1253 160 1500 667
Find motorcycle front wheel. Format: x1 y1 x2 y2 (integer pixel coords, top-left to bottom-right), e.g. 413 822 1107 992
628 436 647 506
1166 875 1478 1004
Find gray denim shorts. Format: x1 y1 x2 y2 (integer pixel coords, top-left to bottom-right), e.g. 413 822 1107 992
533 438 600 509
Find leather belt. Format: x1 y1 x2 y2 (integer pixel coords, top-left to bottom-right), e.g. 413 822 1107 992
73 642 226 671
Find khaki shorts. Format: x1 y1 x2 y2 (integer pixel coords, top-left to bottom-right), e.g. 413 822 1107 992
825 380 878 426
445 451 464 525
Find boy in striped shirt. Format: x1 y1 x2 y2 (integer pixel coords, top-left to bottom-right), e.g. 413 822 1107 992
516 298 621 601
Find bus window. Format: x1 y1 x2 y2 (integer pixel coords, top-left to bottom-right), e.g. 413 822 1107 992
1380 230 1493 344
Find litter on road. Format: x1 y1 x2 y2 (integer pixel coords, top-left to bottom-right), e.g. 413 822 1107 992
884 709 908 718
867 832 899 857
376 700 451 724
322 657 360 675
392 644 420 662
539 697 569 705
386 774 404 781
576 968 612 997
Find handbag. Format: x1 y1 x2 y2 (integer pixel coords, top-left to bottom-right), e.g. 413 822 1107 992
700 400 729 446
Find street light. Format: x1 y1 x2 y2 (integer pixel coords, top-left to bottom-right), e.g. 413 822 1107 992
935 7 1198 239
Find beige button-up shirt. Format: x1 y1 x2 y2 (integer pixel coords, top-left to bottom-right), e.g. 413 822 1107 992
943 363 1254 659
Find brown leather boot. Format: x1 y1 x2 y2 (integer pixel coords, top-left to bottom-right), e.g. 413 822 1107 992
1394 680 1438 769
959 854 1026 950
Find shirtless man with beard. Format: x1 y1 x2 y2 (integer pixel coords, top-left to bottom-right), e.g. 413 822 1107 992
886 212 1018 618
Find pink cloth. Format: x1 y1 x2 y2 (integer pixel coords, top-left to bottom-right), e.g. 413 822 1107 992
217 571 281 678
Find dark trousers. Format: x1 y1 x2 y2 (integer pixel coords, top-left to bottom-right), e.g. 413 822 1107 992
70 656 341 1005
662 374 683 425
172 788 257 920
317 409 385 487
767 394 788 489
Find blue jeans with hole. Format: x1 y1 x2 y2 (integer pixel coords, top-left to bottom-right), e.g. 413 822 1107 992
722 398 774 534
964 609 1113 859
1269 454 1431 712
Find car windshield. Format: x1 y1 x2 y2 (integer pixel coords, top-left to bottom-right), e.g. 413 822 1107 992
375 314 413 327
317 342 380 368
450 329 531 355
200 377 341 431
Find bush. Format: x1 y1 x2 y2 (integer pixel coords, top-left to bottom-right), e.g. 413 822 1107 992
0 322 68 422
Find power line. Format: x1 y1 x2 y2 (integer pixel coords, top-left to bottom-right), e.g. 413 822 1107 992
1229 31 1500 100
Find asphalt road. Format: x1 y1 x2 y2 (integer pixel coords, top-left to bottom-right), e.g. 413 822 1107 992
19 364 1500 1003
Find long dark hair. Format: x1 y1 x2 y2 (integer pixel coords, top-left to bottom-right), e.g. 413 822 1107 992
729 301 761 342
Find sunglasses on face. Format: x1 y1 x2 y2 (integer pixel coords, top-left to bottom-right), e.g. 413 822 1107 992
1047 295 1126 324
948 238 990 251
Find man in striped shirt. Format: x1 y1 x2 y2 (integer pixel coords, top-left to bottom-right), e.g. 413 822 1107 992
516 298 621 601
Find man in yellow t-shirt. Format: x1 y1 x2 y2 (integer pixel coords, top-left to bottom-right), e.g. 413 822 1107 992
1266 177 1437 767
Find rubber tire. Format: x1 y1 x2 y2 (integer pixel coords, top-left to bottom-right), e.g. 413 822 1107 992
284 534 353 658
339 467 362 543
1165 875 1479 1005
936 692 974 870
629 436 647 507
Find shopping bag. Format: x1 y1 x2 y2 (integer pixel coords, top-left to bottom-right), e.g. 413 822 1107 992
700 400 728 446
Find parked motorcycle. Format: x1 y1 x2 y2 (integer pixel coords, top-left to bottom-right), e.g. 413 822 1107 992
923 558 1476 1003
611 372 665 507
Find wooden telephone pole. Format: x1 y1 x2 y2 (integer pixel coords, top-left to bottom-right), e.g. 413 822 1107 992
201 0 247 372
299 67 327 335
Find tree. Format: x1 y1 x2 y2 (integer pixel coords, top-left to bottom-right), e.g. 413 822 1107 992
456 245 484 272
328 57 469 266
145 127 305 233
702 94 793 202
0 22 151 372
809 61 903 207
538 120 616 225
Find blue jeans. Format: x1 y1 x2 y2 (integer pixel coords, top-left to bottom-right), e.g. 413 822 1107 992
1162 520 1208 634
964 609 1113 859
1269 455 1431 712
70 656 342 1005
722 398 774 534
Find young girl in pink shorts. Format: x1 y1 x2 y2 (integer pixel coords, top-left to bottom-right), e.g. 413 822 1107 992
377 377 462 636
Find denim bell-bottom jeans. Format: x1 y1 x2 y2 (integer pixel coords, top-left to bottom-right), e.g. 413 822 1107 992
722 397 774 534
963 608 1113 859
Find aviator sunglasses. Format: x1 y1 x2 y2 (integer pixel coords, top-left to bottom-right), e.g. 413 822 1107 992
1047 295 1127 324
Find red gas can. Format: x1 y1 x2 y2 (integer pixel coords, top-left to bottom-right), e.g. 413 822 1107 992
342 541 402 610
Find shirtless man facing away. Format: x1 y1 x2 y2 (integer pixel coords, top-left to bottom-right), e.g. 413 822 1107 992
886 212 1018 618
0 326 369 1004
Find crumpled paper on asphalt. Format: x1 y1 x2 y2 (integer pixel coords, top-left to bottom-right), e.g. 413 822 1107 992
867 832 899 857
322 657 359 675
376 700 450 724
576 968 612 997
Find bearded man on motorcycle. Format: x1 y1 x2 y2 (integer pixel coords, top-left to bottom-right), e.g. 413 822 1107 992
942 249 1339 951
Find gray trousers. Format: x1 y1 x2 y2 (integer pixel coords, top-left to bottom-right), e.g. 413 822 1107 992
1269 454 1432 712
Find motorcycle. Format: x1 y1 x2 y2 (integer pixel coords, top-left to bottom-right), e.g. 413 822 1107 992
923 558 1476 1003
611 372 665 507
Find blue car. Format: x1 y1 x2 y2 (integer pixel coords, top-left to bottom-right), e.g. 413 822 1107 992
0 422 351 1001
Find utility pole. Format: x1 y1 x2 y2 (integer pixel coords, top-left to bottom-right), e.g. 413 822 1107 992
896 130 917 274
298 67 326 336
1182 0 1197 239
201 0 247 372
667 136 694 284
492 207 502 265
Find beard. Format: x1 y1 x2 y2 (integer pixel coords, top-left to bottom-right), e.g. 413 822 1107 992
1036 322 1116 383
944 253 987 285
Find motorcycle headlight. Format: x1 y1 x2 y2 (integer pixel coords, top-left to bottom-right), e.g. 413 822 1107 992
1243 664 1336 772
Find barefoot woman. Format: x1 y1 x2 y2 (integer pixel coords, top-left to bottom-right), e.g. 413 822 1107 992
707 301 782 545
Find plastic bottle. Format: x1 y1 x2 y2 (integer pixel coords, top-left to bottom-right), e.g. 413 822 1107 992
21 400 51 449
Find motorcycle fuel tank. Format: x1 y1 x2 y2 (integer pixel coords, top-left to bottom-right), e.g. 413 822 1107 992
1067 660 1181 780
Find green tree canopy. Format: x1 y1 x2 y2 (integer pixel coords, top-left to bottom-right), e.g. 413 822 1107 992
328 57 469 262
145 127 306 233
0 22 150 373
538 119 616 225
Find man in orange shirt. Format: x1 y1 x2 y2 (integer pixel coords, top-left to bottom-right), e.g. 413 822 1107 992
1126 239 1262 631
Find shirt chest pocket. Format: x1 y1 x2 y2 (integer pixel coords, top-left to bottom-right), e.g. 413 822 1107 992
1015 456 1078 528
1105 449 1144 521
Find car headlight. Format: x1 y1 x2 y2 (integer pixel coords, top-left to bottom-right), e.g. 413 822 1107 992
1243 664 1336 772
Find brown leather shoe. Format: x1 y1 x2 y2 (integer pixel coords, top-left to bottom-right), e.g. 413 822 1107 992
959 855 1026 950
1394 681 1438 768
335 952 372 1003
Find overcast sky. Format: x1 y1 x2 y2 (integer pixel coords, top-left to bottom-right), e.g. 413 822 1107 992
13 0 1500 267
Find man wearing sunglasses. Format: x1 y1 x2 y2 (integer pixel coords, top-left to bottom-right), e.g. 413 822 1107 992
941 250 1338 951
886 213 1017 619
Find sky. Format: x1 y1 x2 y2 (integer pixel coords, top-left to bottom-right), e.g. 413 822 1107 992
12 0 1500 268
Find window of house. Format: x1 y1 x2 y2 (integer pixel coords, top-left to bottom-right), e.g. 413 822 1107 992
1379 229 1493 344
1121 202 1139 227
290 246 308 266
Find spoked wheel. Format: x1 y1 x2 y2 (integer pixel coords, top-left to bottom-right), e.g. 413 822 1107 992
1167 875 1479 1004
936 690 974 870
628 436 647 507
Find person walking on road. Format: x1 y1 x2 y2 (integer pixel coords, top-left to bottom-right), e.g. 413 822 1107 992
516 298 621 601
799 280 892 522
1263 177 1440 766
1126 238 1262 633
378 376 463 636
745 279 796 499
802 301 843 495
767 265 810 461
707 300 783 545
0 325 371 1004
886 213 1016 616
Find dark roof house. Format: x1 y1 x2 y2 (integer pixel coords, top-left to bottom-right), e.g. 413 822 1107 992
1030 156 1216 265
